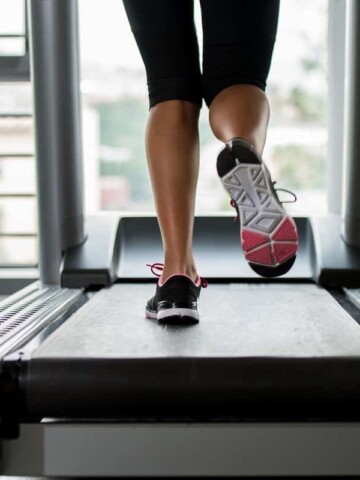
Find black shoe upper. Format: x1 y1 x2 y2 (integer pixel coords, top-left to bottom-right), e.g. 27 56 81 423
147 275 202 313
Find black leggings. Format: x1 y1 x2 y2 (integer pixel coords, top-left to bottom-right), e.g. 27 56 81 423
122 0 280 110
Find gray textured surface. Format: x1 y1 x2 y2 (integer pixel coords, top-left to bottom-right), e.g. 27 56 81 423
34 283 360 358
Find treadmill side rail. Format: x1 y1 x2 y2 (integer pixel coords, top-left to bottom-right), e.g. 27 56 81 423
0 283 87 438
61 213 123 288
0 353 22 439
311 214 360 286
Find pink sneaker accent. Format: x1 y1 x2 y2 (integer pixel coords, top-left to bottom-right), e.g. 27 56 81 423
271 217 298 242
241 217 298 267
273 243 298 263
245 245 273 265
242 229 269 251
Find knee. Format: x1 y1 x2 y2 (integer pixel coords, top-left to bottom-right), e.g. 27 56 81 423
149 100 201 127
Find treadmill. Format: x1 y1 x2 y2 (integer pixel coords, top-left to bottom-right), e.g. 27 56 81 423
1 0 360 477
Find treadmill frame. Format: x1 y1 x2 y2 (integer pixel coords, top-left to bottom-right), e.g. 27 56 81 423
3 421 360 477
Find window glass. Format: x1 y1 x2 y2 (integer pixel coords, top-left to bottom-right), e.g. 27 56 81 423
0 0 25 35
0 108 35 267
0 198 37 234
0 237 37 266
0 84 32 116
0 157 35 194
0 37 25 56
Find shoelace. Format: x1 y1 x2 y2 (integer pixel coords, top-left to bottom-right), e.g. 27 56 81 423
229 181 297 223
146 262 208 288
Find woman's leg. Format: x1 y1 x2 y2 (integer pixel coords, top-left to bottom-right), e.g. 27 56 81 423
209 84 270 157
200 1 298 276
200 0 280 155
122 0 203 283
145 100 200 282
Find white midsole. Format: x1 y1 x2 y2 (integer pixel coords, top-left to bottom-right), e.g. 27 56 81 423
145 309 158 319
146 307 199 320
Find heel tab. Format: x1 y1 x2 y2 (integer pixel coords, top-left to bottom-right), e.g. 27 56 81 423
159 273 198 287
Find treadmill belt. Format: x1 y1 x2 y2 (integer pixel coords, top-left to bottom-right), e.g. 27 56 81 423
35 283 360 358
23 284 360 419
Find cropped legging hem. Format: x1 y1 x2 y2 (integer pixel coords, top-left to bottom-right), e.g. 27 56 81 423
148 75 203 110
148 74 268 111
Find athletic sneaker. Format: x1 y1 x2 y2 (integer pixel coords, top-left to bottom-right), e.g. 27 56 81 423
145 262 208 325
216 137 299 278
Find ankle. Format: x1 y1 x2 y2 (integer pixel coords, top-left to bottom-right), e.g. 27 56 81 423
160 261 198 284
226 136 263 157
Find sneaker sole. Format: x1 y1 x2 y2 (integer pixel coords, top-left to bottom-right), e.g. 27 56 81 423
145 307 199 325
217 140 299 278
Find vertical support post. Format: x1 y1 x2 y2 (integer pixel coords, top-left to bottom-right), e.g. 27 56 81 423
342 0 360 246
27 0 85 284
327 0 346 214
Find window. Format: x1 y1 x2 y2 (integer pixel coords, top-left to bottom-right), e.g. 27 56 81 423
0 0 30 81
0 0 34 267
266 0 328 216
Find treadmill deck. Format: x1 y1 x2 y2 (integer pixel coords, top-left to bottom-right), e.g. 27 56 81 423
35 283 360 358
